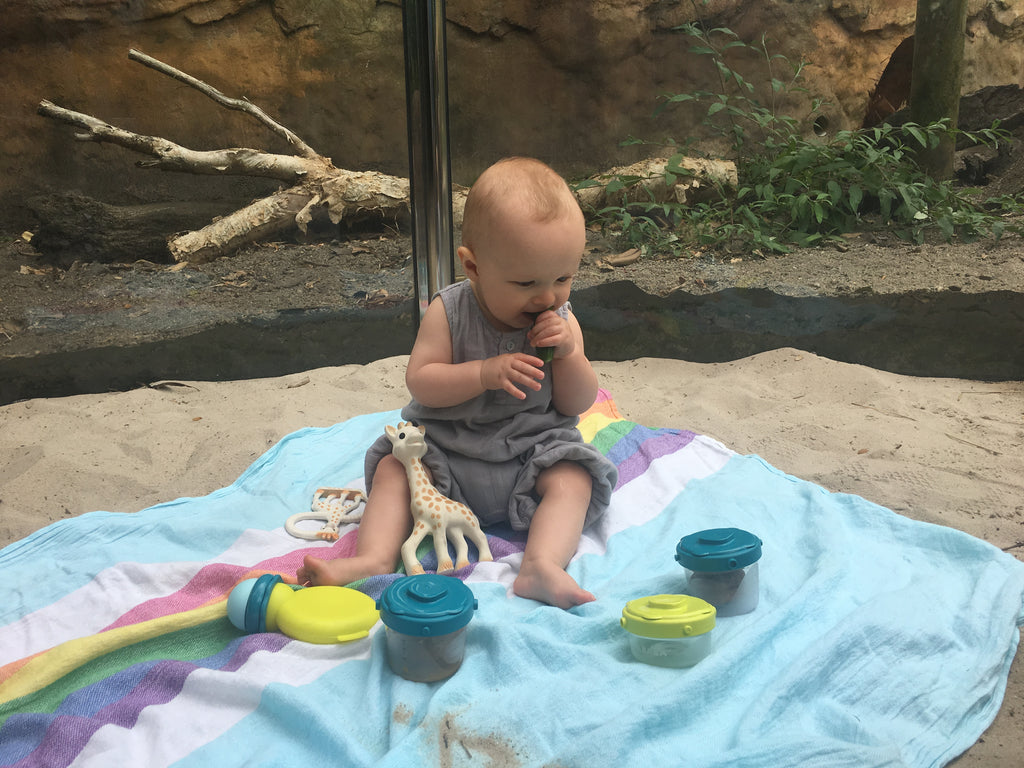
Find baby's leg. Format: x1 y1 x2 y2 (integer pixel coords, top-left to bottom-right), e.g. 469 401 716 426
514 461 594 609
298 455 412 586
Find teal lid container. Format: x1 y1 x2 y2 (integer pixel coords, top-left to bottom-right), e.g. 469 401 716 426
377 574 477 637
675 528 762 572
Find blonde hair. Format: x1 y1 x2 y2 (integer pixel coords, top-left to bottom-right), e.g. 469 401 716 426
461 157 579 249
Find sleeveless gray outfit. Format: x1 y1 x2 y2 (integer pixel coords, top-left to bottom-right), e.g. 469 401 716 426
364 280 617 531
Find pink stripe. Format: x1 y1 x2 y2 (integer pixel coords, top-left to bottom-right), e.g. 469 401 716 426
105 530 360 630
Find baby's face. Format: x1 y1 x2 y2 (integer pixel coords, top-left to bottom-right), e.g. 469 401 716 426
464 208 585 332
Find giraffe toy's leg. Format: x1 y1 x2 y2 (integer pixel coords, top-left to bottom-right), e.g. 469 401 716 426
466 525 493 563
401 522 430 575
454 501 492 564
431 528 455 573
447 527 471 570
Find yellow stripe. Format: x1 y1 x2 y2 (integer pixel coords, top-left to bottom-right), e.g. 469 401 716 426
578 412 617 443
0 600 228 705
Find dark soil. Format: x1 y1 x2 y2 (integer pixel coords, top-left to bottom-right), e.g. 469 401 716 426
2 219 1023 358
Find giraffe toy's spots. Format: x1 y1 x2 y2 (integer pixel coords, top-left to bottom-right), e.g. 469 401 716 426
385 421 494 575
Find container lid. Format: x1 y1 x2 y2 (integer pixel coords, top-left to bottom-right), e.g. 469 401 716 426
276 586 380 644
620 594 716 639
227 574 285 633
377 574 477 637
675 528 762 572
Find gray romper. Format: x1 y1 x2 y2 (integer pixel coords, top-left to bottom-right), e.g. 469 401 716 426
364 280 618 530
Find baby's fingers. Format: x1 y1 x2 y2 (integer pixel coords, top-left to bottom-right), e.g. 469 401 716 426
512 353 546 377
504 357 543 398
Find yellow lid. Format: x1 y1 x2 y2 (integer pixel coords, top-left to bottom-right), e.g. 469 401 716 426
620 594 716 639
273 585 380 644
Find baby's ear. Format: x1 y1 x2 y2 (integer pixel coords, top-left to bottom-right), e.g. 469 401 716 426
457 246 479 280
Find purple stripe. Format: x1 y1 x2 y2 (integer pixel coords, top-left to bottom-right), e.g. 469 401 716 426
7 633 288 768
615 430 697 488
605 425 677 466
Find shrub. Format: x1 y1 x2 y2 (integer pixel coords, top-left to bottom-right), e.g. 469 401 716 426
581 20 1021 256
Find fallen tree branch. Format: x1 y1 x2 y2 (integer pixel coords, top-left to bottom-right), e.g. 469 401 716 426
37 100 326 182
575 156 738 211
167 185 317 263
166 171 414 262
37 49 422 262
127 48 320 160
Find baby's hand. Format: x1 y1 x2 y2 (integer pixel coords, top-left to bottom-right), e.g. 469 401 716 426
527 310 575 360
480 353 544 400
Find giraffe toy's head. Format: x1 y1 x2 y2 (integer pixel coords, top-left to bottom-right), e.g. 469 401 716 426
385 422 428 462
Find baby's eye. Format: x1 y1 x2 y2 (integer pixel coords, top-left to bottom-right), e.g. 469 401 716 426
557 275 574 283
513 281 535 288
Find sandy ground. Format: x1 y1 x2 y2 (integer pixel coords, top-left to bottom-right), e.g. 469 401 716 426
0 350 1021 765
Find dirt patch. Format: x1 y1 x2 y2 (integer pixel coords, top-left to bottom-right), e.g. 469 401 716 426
2 220 1022 355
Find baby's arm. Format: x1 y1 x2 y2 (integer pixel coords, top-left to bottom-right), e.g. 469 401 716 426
529 309 598 416
406 297 545 407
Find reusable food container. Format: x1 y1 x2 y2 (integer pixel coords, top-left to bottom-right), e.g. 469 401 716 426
620 594 716 668
675 527 763 617
377 574 478 682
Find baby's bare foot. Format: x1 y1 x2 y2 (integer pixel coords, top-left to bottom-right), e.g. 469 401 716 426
514 559 594 609
298 555 383 587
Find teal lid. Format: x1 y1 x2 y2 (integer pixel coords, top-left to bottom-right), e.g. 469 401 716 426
227 574 289 633
675 528 762 572
377 574 477 637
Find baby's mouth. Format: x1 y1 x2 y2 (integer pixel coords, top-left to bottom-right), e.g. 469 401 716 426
525 310 545 327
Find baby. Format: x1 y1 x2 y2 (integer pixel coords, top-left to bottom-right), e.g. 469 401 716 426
298 157 617 609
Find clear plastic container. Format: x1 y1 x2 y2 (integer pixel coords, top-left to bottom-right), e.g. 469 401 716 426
620 594 716 668
384 626 469 682
675 528 762 617
377 574 477 682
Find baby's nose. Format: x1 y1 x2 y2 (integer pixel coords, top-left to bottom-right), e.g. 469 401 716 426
533 289 556 309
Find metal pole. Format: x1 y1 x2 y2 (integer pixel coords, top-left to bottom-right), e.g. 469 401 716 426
402 0 455 327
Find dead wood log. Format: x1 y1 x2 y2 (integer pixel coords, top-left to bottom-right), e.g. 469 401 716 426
37 100 326 181
27 193 234 266
575 156 738 211
126 48 320 160
37 50 739 264
165 171 415 262
38 49 420 263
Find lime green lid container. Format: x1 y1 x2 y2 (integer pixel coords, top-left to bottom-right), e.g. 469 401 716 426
620 594 716 668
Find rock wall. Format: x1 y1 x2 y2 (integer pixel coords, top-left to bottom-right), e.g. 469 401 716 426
2 0 1021 231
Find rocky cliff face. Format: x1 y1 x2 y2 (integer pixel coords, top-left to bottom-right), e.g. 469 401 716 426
2 0 1021 230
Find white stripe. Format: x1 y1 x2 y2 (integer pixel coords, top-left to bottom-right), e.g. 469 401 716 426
69 629 378 768
576 434 733 558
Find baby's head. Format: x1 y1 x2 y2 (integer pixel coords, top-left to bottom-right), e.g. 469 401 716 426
458 157 586 331
460 157 583 255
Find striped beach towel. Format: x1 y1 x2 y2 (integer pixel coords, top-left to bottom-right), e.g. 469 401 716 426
2 391 1022 767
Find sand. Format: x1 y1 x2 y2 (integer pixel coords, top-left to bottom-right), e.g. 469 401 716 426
0 349 1020 765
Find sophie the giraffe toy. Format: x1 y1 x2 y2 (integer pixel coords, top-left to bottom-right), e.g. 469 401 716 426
385 422 493 575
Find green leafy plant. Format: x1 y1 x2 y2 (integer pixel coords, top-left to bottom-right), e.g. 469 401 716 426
582 19 1022 256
